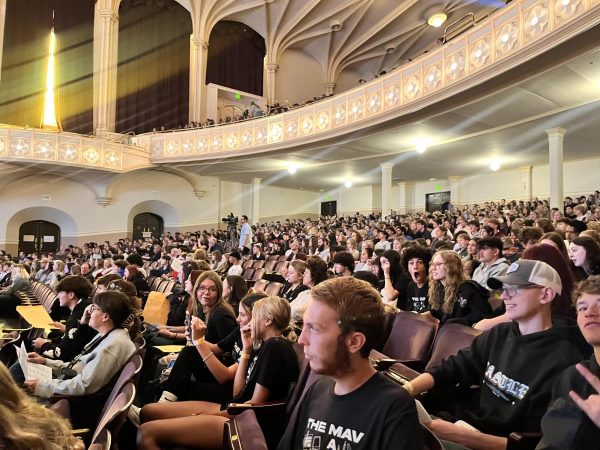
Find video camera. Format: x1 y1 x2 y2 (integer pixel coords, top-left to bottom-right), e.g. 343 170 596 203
221 212 238 227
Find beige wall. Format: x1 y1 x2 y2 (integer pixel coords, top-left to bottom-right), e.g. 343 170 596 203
276 49 324 106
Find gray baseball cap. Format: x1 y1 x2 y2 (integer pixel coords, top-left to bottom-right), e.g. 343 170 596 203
488 259 562 295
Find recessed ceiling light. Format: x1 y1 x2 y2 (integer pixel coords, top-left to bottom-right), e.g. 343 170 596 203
344 180 353 188
319 189 324 192
416 142 428 154
288 164 297 174
427 11 447 28
429 177 436 181
489 160 501 171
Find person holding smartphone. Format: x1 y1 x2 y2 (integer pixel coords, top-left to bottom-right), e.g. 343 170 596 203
137 296 299 450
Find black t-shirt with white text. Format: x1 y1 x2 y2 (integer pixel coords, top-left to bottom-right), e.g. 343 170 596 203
405 281 429 313
278 372 423 450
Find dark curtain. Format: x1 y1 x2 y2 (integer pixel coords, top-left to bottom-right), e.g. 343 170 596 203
116 0 191 134
207 21 265 96
0 0 94 133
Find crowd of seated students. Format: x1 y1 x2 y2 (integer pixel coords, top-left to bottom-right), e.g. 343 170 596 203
1 191 600 448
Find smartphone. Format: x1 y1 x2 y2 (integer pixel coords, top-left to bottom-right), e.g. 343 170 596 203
185 311 192 344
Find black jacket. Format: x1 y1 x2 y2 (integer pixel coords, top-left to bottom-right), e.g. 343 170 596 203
430 281 492 327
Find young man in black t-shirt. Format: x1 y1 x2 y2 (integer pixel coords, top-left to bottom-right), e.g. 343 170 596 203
278 277 423 450
400 245 431 312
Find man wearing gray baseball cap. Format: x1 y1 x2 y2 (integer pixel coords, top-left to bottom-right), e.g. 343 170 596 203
401 259 586 449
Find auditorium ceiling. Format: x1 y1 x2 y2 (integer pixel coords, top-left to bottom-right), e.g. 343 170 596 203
180 0 504 81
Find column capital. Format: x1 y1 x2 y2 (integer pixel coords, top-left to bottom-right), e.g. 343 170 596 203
545 127 567 138
251 177 262 185
97 8 118 22
95 196 112 206
448 176 462 182
194 190 207 199
380 162 393 171
191 36 209 50
518 165 532 173
323 81 336 89
266 63 279 72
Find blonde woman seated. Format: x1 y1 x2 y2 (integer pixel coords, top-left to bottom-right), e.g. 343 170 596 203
0 363 83 450
137 296 300 450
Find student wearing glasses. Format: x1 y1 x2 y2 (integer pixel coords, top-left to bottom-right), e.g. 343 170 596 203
425 250 492 327
403 260 586 450
137 296 299 449
23 291 139 408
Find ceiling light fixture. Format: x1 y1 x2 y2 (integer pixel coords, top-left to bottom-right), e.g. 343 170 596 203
344 180 353 188
489 160 501 171
427 11 447 28
416 142 428 154
288 164 298 174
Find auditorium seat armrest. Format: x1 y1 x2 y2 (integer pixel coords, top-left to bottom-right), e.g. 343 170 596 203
226 401 286 416
507 432 542 450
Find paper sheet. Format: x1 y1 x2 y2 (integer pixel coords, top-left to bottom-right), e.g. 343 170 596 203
153 345 185 353
16 305 58 329
14 341 52 382
415 400 432 424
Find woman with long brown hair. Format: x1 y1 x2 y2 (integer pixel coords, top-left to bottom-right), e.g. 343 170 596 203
426 250 492 327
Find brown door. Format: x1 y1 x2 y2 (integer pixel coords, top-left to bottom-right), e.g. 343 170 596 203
132 213 163 241
18 220 61 255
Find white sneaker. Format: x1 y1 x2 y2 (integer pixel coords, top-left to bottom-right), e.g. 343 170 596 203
127 404 141 428
159 353 178 366
158 390 178 403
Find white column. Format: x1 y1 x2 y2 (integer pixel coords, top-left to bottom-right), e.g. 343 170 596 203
251 177 261 225
448 176 462 208
519 165 533 201
546 127 566 210
397 182 415 214
0 0 6 87
189 36 209 122
381 163 393 217
93 1 119 136
265 63 278 105
323 81 336 96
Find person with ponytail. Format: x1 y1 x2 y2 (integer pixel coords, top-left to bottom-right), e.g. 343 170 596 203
23 290 138 400
137 296 300 450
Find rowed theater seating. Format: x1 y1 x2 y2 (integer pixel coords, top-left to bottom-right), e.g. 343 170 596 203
223 410 268 450
50 353 143 445
424 323 481 372
88 429 111 450
380 311 438 372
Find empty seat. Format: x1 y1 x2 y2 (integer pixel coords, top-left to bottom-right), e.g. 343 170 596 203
242 260 254 269
274 261 289 273
242 268 255 281
424 323 481 372
264 260 277 272
253 279 269 292
381 311 438 372
252 268 266 281
264 282 284 297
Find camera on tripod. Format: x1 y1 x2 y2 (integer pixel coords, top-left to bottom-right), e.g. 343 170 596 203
221 213 238 227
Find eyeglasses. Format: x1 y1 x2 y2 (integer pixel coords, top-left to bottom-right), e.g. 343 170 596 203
198 286 218 293
431 262 445 268
502 285 542 297
90 304 102 313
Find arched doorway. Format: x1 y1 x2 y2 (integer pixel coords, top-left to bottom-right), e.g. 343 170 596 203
19 220 61 255
132 213 163 241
